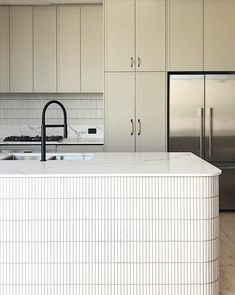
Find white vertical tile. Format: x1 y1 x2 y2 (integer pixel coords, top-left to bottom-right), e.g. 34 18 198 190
0 175 219 295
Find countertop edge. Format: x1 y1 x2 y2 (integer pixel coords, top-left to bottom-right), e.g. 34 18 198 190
0 172 222 178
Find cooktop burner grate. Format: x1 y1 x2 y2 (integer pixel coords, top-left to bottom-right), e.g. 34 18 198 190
3 135 63 142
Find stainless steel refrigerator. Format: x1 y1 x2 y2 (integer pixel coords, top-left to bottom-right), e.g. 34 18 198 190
168 73 235 210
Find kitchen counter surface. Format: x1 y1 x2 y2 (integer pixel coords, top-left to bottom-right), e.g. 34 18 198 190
0 152 221 177
0 138 104 145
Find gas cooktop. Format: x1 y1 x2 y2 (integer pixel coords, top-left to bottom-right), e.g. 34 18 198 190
3 135 63 142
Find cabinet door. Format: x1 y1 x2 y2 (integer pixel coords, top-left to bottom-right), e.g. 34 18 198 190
10 7 33 92
81 6 103 93
57 6 81 92
105 73 135 152
0 7 9 92
136 72 166 152
34 7 56 92
168 0 203 71
105 0 135 71
204 0 235 70
136 0 165 71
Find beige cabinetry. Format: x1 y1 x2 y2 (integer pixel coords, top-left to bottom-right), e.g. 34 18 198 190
204 0 235 71
34 7 56 92
168 0 203 71
1 4 103 93
105 0 165 71
136 72 165 152
57 6 81 93
81 6 103 93
105 0 135 72
105 72 166 152
136 0 165 71
0 7 9 92
10 6 33 92
105 73 135 152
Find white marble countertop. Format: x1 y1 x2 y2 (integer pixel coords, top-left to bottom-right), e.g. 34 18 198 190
0 152 221 177
0 138 104 145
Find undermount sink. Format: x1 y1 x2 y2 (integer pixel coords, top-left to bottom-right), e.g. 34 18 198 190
0 153 93 161
2 154 43 160
49 154 93 161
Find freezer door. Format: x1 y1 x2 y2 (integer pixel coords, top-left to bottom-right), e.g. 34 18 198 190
205 74 235 162
169 74 204 157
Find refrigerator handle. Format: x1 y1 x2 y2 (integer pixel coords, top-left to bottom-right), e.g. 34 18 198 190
200 108 204 158
208 108 213 159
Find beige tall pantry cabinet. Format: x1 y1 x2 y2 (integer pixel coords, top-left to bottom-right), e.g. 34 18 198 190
105 0 166 152
106 72 166 152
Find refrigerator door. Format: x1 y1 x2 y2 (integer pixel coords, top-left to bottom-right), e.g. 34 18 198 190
169 74 204 157
215 163 235 210
205 74 235 162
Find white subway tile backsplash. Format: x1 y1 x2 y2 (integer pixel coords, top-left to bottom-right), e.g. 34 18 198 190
0 93 104 138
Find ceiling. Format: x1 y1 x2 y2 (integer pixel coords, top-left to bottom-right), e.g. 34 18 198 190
0 0 102 4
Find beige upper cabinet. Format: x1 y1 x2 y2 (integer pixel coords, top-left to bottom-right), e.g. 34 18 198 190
0 7 9 92
105 0 135 72
57 6 81 92
136 0 165 71
204 0 235 71
10 7 33 92
81 6 103 93
168 0 203 71
136 72 166 152
34 7 56 92
105 0 165 72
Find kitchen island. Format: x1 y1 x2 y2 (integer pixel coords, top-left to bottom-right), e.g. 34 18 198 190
0 152 221 295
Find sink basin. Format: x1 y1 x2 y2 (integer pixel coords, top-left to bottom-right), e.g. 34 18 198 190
2 154 42 160
1 153 53 160
0 153 93 161
49 154 93 161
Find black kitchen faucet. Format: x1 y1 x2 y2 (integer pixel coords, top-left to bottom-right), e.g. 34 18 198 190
41 100 68 161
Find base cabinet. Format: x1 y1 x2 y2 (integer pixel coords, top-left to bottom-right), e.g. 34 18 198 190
105 72 166 152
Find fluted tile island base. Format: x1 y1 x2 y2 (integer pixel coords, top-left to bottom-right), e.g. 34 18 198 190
0 153 221 295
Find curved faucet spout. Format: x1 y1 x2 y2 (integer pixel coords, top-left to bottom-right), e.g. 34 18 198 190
41 100 68 161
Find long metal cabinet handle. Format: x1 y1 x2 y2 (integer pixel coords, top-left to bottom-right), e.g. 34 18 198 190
138 119 141 135
131 119 134 136
138 57 141 67
208 108 213 159
131 57 134 68
200 108 204 158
